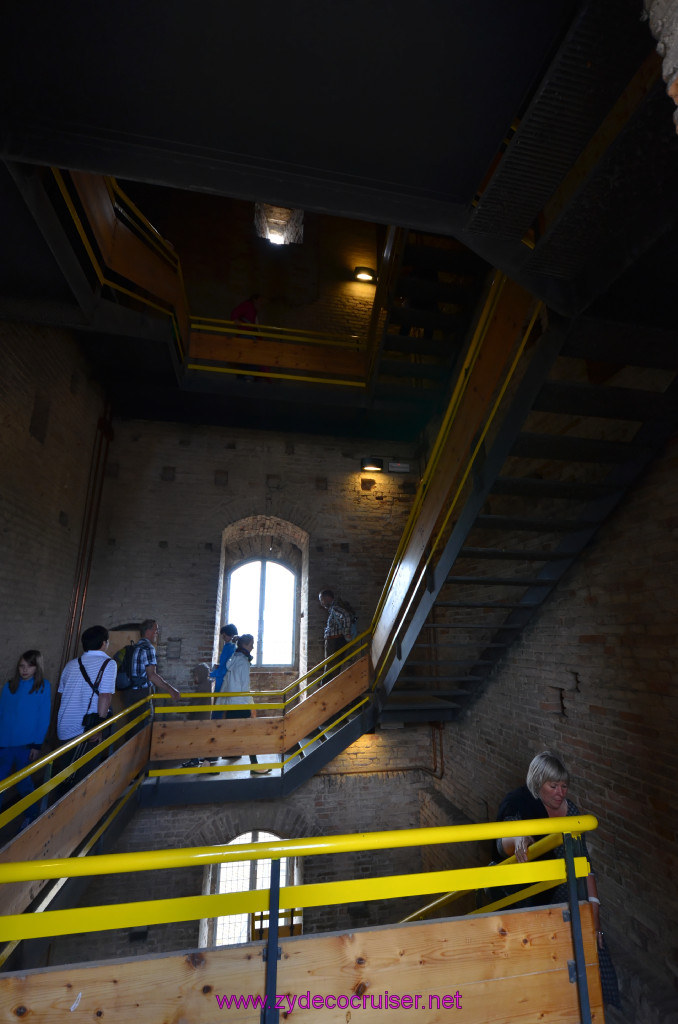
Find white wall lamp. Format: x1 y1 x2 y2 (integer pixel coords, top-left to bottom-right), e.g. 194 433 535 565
360 457 384 472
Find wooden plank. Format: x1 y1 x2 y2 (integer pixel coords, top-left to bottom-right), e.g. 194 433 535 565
0 731 149 917
149 657 369 760
0 905 603 1024
70 172 190 345
0 944 266 1024
371 278 537 668
149 715 284 760
283 656 369 747
190 331 365 378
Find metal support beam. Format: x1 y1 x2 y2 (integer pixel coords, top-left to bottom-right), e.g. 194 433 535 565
261 859 281 1024
563 832 592 1024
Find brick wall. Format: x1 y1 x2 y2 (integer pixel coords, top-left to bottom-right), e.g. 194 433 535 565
0 321 105 685
431 437 678 1023
83 418 418 685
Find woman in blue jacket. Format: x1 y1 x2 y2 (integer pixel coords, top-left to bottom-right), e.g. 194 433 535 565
0 649 52 822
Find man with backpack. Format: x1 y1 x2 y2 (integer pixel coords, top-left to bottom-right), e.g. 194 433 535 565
318 589 356 683
117 619 180 709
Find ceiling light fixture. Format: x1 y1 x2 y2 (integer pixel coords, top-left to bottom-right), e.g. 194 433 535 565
254 203 304 245
354 266 376 282
360 457 384 472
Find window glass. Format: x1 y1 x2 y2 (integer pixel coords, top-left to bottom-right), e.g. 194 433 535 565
214 831 301 946
227 560 296 666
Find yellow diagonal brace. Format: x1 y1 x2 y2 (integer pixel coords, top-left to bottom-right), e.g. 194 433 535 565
400 830 564 922
469 879 560 916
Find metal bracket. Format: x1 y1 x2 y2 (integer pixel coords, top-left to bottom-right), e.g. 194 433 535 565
262 945 282 963
567 959 576 984
562 908 571 922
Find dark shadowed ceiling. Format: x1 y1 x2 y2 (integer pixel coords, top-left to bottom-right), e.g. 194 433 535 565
2 0 678 440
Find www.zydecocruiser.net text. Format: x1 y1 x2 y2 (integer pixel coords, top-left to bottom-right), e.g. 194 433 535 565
214 991 463 1011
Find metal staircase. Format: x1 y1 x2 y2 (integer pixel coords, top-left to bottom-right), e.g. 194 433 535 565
383 314 678 720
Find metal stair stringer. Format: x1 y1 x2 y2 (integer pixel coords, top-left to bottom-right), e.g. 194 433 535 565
459 365 678 697
377 316 571 704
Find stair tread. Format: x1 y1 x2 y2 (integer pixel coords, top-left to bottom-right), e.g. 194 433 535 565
511 431 651 463
564 321 678 369
491 476 619 499
474 514 599 532
459 546 574 560
444 575 555 586
534 380 670 421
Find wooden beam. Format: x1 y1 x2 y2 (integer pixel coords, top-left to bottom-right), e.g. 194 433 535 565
190 331 365 378
0 731 149 918
148 657 369 760
69 171 190 348
0 904 603 1023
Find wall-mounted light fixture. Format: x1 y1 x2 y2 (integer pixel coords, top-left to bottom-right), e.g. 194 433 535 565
360 457 384 472
354 266 377 283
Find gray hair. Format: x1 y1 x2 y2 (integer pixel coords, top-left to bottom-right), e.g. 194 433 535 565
526 750 569 798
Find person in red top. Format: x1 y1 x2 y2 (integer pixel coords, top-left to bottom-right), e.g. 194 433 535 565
230 294 261 329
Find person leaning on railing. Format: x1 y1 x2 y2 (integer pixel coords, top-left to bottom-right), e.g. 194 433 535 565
497 751 602 938
496 750 620 1007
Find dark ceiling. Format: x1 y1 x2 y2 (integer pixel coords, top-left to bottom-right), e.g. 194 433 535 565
2 1 575 222
2 0 678 441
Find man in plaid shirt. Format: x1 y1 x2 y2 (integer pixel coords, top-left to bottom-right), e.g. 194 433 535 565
318 589 353 682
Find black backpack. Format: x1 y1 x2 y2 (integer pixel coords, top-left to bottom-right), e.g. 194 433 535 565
113 644 135 691
113 640 151 691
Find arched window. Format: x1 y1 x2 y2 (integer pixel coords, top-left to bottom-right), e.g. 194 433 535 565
226 559 296 667
201 830 302 947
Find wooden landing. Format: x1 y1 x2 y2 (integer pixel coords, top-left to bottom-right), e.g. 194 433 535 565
149 655 369 761
0 903 604 1023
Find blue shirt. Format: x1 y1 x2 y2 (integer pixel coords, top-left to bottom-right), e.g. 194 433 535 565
211 640 236 691
0 678 52 748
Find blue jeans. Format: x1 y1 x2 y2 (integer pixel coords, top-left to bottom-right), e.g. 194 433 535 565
0 745 39 821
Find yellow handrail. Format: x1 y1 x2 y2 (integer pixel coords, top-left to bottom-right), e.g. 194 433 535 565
0 816 595 880
369 270 506 632
0 817 595 942
191 317 363 350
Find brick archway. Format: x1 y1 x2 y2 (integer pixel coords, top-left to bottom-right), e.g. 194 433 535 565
215 515 310 677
